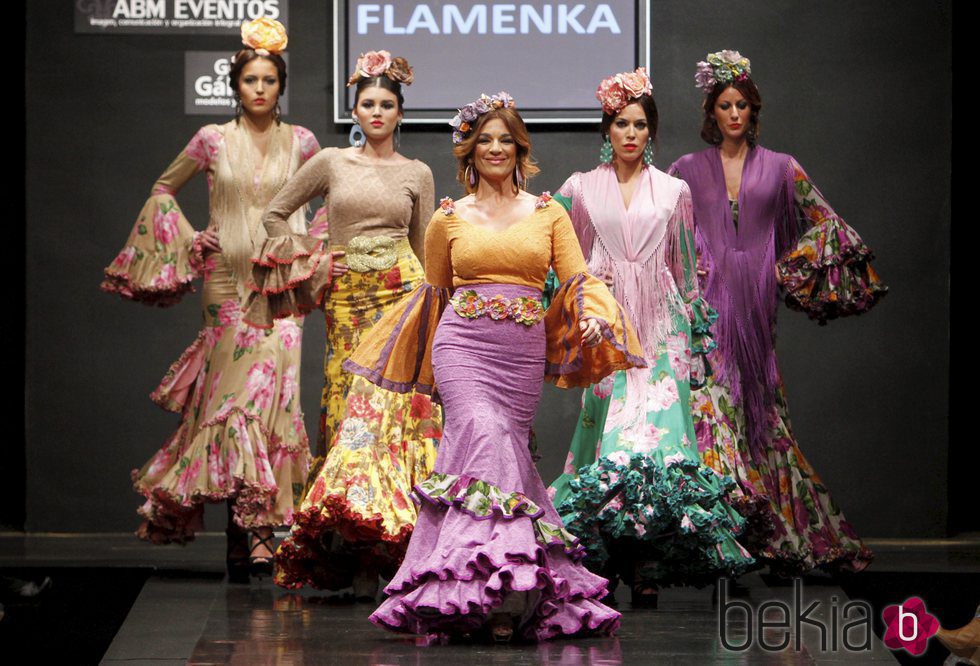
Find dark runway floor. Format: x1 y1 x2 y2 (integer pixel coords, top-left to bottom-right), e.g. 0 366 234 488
1 533 978 665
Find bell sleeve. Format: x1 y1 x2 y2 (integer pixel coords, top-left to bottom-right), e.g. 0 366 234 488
776 158 888 324
667 183 718 388
100 126 221 306
544 203 646 387
242 148 335 327
342 212 453 400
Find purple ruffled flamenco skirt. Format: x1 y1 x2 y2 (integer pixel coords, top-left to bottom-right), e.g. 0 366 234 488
369 284 620 641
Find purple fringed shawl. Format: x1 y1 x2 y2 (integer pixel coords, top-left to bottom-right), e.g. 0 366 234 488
669 146 798 456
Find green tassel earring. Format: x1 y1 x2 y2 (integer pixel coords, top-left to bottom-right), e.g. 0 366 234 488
599 136 613 164
643 141 654 166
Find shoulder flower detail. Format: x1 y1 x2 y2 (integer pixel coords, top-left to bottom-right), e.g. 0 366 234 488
535 191 553 209
439 197 455 216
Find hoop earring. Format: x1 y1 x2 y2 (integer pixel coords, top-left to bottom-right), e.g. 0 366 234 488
599 136 613 164
643 141 654 166
465 163 477 187
394 122 401 150
349 119 364 148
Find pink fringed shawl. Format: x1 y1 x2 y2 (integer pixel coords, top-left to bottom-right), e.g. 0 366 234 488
562 164 687 358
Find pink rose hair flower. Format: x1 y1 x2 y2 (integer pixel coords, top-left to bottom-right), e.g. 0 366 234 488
596 67 653 114
347 50 414 87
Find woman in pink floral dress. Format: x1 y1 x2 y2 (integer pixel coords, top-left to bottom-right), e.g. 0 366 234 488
101 19 324 579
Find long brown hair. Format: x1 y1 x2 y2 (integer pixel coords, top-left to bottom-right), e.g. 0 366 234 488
453 107 540 194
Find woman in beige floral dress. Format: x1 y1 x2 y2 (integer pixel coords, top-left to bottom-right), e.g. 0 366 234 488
102 20 321 580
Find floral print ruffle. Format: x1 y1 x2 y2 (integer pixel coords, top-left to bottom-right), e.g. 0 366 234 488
777 216 888 324
556 451 753 586
693 359 873 575
776 160 888 324
132 280 310 543
415 473 584 558
273 244 442 590
101 194 204 306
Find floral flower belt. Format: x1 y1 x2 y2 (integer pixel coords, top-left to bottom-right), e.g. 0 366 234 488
345 235 398 272
450 289 544 326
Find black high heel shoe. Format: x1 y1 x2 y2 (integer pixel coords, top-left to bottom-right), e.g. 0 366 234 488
630 583 659 608
226 525 250 584
248 531 276 580
225 504 250 584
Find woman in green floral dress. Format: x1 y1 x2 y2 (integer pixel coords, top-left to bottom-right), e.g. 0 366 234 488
548 68 753 606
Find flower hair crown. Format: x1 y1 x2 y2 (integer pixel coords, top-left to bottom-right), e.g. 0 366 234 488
695 50 751 93
347 50 414 87
595 67 653 115
449 92 516 144
240 18 288 56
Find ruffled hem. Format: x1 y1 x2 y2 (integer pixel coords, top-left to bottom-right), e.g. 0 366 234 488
134 476 277 545
544 273 646 388
343 283 450 398
149 331 207 413
101 273 197 308
777 217 888 324
728 493 779 557
688 295 718 389
242 234 333 328
761 542 874 577
414 473 584 559
274 495 413 590
132 406 310 543
101 195 204 307
556 451 754 587
371 494 619 640
372 559 619 641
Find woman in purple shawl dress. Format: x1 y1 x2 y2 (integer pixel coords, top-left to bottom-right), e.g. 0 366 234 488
547 68 753 607
669 51 887 575
343 93 645 642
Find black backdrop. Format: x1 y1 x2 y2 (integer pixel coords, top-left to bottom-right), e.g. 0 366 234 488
23 2 951 537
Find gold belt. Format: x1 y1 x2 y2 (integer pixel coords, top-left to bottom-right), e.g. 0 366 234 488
345 235 398 272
